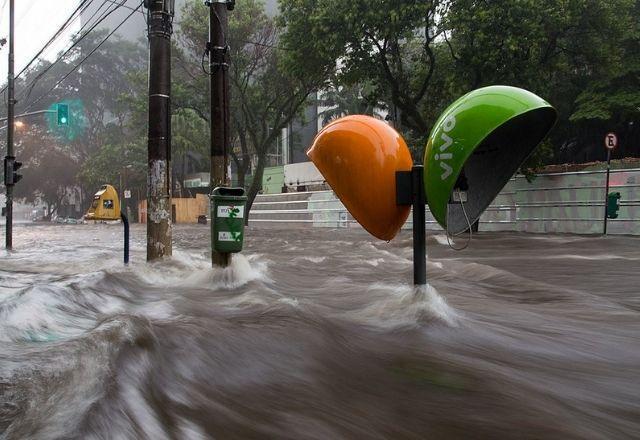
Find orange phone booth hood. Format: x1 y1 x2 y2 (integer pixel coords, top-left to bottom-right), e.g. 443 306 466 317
307 115 413 241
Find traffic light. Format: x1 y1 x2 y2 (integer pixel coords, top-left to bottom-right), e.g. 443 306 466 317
57 103 69 126
607 192 621 219
12 159 22 184
3 156 22 186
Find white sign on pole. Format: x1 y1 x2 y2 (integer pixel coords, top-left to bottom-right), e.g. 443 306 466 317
338 211 348 228
605 132 618 150
217 205 244 218
124 190 131 199
218 231 241 242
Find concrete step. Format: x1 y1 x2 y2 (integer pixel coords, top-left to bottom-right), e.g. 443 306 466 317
255 191 317 203
251 200 310 211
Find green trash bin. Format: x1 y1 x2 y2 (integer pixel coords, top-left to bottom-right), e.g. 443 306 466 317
210 187 247 253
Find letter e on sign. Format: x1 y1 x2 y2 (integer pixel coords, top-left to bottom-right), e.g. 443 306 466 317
605 132 618 150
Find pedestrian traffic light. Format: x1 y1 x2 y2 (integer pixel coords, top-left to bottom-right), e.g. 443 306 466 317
57 103 69 126
607 192 621 219
3 156 22 186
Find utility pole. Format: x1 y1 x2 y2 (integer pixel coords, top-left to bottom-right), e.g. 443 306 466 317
3 0 15 249
207 0 234 267
145 0 175 261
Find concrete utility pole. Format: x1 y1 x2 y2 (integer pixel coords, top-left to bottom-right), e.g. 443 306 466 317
207 0 234 267
3 0 15 249
145 0 175 260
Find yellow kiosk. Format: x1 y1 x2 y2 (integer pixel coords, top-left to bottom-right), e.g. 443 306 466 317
85 184 121 221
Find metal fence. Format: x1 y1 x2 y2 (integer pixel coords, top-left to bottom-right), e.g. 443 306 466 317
250 168 640 235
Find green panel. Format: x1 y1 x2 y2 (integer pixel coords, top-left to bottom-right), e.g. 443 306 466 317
262 166 284 194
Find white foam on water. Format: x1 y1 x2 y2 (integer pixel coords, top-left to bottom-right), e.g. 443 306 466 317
0 267 179 343
342 282 459 329
0 285 104 342
278 297 300 308
131 251 268 290
182 254 268 289
542 253 636 261
365 258 385 267
218 290 271 308
433 235 450 245
358 243 411 263
294 256 327 264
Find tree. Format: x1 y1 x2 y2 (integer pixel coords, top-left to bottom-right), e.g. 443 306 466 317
317 81 382 124
281 0 640 168
445 0 638 165
11 125 80 219
280 0 448 151
174 0 322 214
1 31 147 213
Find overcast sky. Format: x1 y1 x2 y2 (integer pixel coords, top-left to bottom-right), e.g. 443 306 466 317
0 0 78 85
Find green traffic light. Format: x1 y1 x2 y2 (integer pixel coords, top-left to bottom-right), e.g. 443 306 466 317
57 103 69 126
47 99 86 140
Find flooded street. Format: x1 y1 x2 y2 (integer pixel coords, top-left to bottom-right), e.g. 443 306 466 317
1 224 639 439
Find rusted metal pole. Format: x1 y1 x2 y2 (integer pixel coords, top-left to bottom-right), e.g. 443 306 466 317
145 0 174 260
4 0 15 249
208 0 232 267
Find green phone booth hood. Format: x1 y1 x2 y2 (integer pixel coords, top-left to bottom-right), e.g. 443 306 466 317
423 85 557 234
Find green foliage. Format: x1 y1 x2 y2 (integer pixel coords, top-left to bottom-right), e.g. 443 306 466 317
1 31 147 212
280 0 447 146
172 108 209 162
281 0 640 166
4 0 639 219
318 81 382 124
175 0 321 211
78 138 146 194
10 125 80 215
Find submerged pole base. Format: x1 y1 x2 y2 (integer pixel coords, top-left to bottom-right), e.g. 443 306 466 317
212 251 231 268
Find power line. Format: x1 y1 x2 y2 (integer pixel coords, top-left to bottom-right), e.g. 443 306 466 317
0 0 96 95
18 0 127 105
80 0 113 34
90 1 291 53
103 0 144 15
23 2 143 113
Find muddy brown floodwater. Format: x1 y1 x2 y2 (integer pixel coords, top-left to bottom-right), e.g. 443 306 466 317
1 223 639 439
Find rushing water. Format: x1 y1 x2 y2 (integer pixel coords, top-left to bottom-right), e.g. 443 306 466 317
0 223 639 439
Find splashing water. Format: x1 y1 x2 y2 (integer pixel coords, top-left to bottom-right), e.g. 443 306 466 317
1 224 639 439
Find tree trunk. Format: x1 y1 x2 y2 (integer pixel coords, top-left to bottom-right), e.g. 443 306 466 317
237 164 245 188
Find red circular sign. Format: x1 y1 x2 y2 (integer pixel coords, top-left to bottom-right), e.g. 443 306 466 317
605 132 618 150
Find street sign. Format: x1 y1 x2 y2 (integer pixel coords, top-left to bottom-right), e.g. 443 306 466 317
124 190 131 199
605 132 618 150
